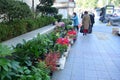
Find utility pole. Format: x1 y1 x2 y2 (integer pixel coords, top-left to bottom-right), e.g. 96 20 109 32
32 0 34 12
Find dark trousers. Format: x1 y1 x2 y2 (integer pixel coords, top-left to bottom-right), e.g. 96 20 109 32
74 26 79 31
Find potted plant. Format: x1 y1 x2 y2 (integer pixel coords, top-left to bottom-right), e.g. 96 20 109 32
67 29 77 43
45 52 60 74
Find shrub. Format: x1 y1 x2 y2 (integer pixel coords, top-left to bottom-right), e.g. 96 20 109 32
54 14 63 22
0 16 55 42
62 19 72 26
0 0 32 21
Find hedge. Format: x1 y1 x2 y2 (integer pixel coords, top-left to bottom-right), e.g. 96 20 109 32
0 16 55 42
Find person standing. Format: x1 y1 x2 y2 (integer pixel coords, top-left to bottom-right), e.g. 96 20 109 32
82 11 91 35
71 12 79 32
89 12 95 27
89 12 95 33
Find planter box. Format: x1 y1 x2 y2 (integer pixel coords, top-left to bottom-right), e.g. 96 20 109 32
56 44 71 70
67 44 71 52
63 45 71 57
56 55 66 70
63 51 69 57
70 39 74 45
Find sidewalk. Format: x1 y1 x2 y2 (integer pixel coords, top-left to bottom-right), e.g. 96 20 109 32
2 24 55 47
52 21 120 80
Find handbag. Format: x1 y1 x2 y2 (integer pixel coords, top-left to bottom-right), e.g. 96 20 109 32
80 25 84 33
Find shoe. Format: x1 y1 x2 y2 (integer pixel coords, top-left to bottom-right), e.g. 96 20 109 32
83 33 85 36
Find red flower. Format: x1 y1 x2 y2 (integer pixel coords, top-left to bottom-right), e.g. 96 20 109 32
67 30 77 35
56 38 69 46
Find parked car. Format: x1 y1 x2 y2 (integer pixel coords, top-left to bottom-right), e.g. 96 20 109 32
109 16 120 26
113 9 120 17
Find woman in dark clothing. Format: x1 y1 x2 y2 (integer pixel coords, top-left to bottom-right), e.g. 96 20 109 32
89 13 95 27
88 13 95 33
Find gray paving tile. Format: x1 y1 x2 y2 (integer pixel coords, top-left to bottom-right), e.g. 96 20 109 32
109 72 120 80
95 65 107 72
84 77 98 80
70 75 84 80
96 71 111 79
71 69 84 80
84 70 97 78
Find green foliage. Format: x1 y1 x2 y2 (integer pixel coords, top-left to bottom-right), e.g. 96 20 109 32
0 16 55 42
0 58 21 80
17 66 50 80
47 31 60 44
0 14 72 80
112 0 120 7
0 59 50 80
0 44 13 57
54 44 68 56
62 19 72 26
36 6 58 16
0 0 32 21
36 0 58 16
0 42 51 80
76 0 98 8
37 61 50 80
76 0 120 8
65 25 73 31
39 0 54 6
13 34 54 66
30 66 50 80
54 14 63 21
37 61 50 75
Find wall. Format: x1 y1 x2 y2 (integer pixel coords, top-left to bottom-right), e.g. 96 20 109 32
58 9 68 18
55 0 69 3
22 0 39 8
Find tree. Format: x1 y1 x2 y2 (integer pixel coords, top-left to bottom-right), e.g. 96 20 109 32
0 0 32 21
39 0 54 6
76 0 98 9
36 0 58 16
111 0 120 7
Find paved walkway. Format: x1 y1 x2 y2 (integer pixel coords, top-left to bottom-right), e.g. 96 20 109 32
52 21 120 80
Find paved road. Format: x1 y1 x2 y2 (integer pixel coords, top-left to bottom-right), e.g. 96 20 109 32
52 19 120 80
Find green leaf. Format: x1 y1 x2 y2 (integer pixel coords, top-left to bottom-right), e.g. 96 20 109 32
3 65 9 71
11 61 20 70
24 69 31 74
0 58 10 66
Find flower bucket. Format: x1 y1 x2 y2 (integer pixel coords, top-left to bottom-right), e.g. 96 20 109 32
56 55 66 70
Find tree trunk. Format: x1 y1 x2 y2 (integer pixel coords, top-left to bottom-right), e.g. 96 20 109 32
32 0 34 12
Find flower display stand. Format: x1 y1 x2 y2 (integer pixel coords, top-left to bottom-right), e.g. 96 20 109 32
56 55 66 70
63 45 71 57
56 44 71 70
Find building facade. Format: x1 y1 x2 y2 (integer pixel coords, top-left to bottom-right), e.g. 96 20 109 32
53 0 75 18
20 0 75 18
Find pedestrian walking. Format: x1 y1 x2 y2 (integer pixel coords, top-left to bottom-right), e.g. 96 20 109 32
82 11 91 35
89 12 95 33
71 12 79 32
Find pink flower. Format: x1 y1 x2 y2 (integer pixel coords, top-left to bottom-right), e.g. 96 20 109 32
55 22 65 27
